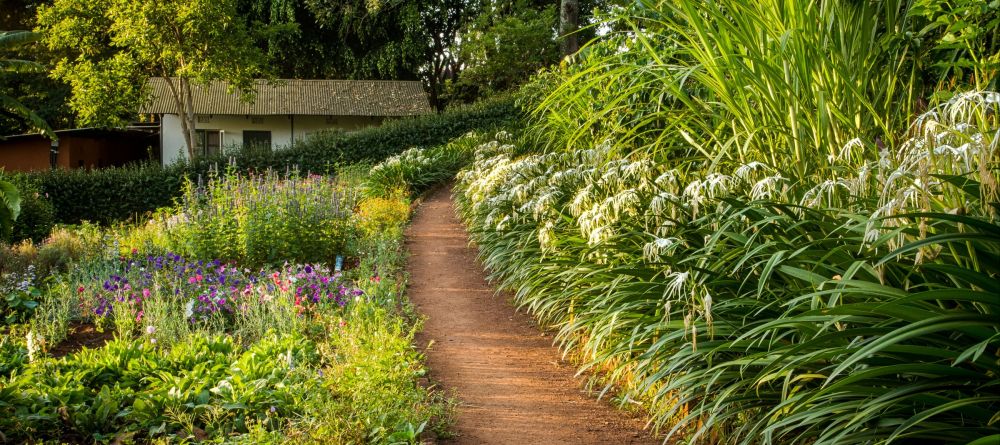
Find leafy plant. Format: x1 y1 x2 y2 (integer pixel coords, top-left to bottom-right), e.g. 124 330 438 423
0 30 54 138
0 176 20 238
454 92 1000 444
365 131 487 198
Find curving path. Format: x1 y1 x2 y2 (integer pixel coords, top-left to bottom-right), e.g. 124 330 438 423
406 186 659 445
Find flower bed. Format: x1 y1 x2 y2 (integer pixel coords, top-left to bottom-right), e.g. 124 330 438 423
0 170 449 443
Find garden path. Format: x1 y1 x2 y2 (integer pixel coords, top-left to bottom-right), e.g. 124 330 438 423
406 185 658 445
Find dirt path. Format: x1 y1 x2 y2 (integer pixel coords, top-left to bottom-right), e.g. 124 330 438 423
406 186 658 445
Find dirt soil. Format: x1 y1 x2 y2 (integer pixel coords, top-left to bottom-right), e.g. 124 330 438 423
49 323 115 358
406 186 659 445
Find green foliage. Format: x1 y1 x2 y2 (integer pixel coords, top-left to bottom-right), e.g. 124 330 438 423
0 175 20 238
364 131 489 198
169 170 359 268
23 162 185 225
36 0 270 130
909 0 1000 90
455 92 1000 444
300 0 427 80
0 333 321 442
449 5 561 102
0 29 54 138
2 173 54 243
281 94 518 169
525 0 933 179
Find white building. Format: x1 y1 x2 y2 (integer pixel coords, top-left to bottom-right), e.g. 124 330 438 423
141 78 432 165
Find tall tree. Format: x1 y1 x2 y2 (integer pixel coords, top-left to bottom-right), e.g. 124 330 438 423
560 0 579 55
420 0 476 110
36 0 270 159
302 0 426 79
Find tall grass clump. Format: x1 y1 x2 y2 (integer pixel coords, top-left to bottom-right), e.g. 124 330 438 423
455 92 1000 444
525 0 996 178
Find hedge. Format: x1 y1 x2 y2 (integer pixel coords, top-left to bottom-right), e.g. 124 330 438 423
11 95 518 228
0 174 56 243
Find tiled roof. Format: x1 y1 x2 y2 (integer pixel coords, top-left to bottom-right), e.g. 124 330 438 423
142 78 432 117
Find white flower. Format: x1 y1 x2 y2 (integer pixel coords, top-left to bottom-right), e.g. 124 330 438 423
734 162 770 180
643 237 679 262
664 271 690 298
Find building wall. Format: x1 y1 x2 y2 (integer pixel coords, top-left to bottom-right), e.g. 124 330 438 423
161 114 384 165
0 139 49 171
1 133 156 172
58 136 154 169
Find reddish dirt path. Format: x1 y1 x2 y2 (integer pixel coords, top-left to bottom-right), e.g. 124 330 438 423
406 186 659 445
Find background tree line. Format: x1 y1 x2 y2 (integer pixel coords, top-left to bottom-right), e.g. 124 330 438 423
0 0 613 137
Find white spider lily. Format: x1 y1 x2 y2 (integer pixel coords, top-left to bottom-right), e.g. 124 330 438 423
733 162 770 181
750 175 786 200
664 271 690 299
643 236 680 262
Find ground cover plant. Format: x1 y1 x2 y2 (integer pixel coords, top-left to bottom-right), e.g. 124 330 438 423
0 169 448 443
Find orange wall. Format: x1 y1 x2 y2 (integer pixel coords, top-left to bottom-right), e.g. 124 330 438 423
1 134 155 172
0 139 50 171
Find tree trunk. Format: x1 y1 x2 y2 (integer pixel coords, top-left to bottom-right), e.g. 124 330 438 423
560 0 579 56
182 78 198 160
163 77 194 162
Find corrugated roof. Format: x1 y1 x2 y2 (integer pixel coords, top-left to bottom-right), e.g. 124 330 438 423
142 78 432 117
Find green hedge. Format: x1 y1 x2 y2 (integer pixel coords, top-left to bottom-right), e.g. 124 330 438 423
12 95 518 227
0 174 56 243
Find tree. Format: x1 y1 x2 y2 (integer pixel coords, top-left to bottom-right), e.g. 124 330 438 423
0 30 54 138
449 3 560 103
301 0 427 80
560 0 579 55
36 0 270 159
420 0 477 110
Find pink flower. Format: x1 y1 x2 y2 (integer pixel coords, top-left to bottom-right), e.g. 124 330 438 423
142 288 151 298
136 310 144 322
188 276 196 284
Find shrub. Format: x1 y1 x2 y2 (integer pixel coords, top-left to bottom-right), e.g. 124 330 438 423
0 240 37 276
169 170 358 268
35 224 104 275
27 162 184 225
283 94 518 170
365 131 491 198
2 174 55 243
355 196 411 240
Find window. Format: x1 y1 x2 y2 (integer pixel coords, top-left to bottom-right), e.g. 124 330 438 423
196 130 222 157
243 130 272 151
